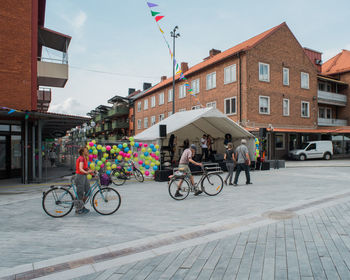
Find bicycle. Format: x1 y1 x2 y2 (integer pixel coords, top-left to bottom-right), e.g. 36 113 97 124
168 163 224 200
42 173 121 218
111 160 144 186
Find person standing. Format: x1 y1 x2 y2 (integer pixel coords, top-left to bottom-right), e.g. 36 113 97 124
49 148 57 167
233 139 252 186
200 134 208 161
224 143 235 185
75 147 93 214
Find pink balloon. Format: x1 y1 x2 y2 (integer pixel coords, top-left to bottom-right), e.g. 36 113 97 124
106 145 111 151
93 154 98 158
100 164 105 168
139 143 143 147
88 155 93 161
145 171 150 176
155 156 159 160
151 153 155 157
126 154 131 158
133 153 138 157
89 142 94 147
144 143 148 147
138 160 143 165
119 151 123 155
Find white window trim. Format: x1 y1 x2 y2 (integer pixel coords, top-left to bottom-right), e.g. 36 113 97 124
159 92 164 105
191 79 200 94
150 116 156 126
224 64 237 84
191 105 201 110
275 134 285 150
168 111 173 117
144 117 148 128
206 101 217 108
137 119 141 129
259 96 270 115
206 72 216 90
283 98 290 116
283 67 289 86
137 102 141 112
159 113 165 121
168 89 173 102
179 84 186 99
301 72 310 89
259 62 270 82
144 99 148 110
179 108 186 112
301 101 310 118
151 96 155 108
224 97 237 115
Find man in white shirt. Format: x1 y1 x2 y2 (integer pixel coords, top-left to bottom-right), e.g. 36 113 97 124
200 134 208 161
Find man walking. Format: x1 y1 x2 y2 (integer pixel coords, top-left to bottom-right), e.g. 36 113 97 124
233 139 252 186
200 134 208 161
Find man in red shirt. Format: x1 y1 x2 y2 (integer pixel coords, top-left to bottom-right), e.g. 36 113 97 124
75 147 93 214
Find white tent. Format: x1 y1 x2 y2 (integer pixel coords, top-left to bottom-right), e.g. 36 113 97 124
135 108 256 159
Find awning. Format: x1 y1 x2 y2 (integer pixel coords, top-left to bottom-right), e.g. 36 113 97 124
248 127 350 134
317 75 348 85
38 27 71 52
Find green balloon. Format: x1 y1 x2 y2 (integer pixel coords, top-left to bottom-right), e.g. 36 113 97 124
102 147 106 152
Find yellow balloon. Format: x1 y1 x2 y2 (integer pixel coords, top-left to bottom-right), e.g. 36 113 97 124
87 174 92 180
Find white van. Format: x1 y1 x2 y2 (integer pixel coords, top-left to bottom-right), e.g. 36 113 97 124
289 141 333 161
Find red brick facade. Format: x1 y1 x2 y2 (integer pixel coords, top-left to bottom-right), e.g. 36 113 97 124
0 0 36 111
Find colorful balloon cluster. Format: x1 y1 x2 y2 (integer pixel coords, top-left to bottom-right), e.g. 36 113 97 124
254 138 260 160
84 137 161 180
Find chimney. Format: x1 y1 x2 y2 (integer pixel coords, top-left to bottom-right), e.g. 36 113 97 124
128 88 136 95
181 62 189 73
161 76 167 82
209 49 221 57
143 82 152 91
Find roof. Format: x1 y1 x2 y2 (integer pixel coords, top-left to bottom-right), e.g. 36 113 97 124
139 22 287 98
107 95 129 104
317 75 348 85
247 127 350 134
321 50 350 75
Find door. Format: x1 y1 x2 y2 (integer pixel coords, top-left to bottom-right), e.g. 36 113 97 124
0 136 10 178
305 143 318 159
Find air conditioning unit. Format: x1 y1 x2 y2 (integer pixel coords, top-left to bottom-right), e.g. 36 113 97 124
315 59 323 65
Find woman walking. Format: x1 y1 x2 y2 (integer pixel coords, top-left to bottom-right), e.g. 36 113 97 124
224 142 235 185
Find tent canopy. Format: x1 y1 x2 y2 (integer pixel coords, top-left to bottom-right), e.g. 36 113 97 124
135 108 254 141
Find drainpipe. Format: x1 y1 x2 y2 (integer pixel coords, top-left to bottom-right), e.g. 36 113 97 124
238 52 242 124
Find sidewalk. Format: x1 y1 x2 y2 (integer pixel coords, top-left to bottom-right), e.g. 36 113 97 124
285 158 350 168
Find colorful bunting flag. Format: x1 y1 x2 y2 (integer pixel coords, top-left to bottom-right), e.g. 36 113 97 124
155 16 164 22
147 2 158 7
151 11 160 16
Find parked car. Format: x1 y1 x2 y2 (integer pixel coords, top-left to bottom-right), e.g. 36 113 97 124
289 141 333 161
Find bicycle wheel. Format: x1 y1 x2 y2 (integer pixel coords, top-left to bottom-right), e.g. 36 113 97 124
133 168 144 182
111 169 126 186
92 187 121 215
201 174 224 196
42 187 74 218
168 177 190 200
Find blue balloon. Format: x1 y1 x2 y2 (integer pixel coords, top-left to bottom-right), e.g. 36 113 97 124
153 166 158 171
115 159 119 164
88 162 91 167
124 147 129 152
144 152 149 157
145 165 150 169
106 170 111 175
135 142 139 147
142 163 146 167
89 149 93 153
150 144 155 149
118 144 123 149
127 167 132 172
152 148 156 152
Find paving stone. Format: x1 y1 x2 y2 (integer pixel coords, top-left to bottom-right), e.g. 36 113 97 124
183 258 206 280
262 257 275 280
319 256 340 280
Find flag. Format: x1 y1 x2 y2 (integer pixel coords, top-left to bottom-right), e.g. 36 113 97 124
159 27 164 33
155 16 164 22
147 2 158 8
151 11 160 16
8 109 16 114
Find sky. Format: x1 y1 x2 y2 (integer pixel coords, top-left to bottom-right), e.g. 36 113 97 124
45 0 350 116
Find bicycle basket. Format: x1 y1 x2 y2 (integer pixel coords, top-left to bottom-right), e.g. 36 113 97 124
173 170 186 179
100 174 111 186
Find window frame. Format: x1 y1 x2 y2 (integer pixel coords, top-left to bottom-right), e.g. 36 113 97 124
206 72 217 90
144 117 148 128
224 64 237 84
191 105 201 110
275 134 285 150
283 67 289 86
168 89 173 102
206 101 217 108
224 97 237 115
179 84 187 99
301 101 310 118
191 79 200 94
137 102 141 112
259 96 270 115
159 113 165 121
283 98 290 116
150 115 156 126
179 108 186 112
150 96 155 108
159 92 164 105
144 99 148 110
137 119 141 129
301 72 310 89
259 62 270 82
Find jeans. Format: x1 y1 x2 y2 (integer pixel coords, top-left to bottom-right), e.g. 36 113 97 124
233 163 251 184
201 148 208 161
225 163 234 184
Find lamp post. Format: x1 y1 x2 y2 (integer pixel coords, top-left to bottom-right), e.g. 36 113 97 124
170 26 180 115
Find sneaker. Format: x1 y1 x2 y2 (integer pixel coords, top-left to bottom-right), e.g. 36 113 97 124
233 183 238 186
175 191 183 197
246 182 253 185
229 183 234 186
194 190 203 196
76 207 90 214
82 207 90 214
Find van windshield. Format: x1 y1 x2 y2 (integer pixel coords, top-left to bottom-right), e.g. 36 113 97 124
299 143 309 149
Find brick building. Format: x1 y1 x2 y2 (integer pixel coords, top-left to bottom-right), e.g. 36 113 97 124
0 0 88 181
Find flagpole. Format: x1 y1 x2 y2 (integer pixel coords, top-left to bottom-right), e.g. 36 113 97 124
170 26 179 115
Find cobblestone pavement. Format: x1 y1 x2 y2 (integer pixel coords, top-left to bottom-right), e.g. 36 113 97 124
72 200 350 280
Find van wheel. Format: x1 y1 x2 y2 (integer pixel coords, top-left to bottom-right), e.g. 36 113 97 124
299 154 306 161
324 153 331 160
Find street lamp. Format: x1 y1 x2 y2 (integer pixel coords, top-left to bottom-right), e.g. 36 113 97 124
170 26 180 115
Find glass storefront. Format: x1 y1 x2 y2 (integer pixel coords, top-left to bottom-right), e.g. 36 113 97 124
0 136 6 171
11 135 21 169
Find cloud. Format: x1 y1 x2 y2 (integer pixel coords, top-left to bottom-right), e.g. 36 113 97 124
72 11 87 30
49 98 88 117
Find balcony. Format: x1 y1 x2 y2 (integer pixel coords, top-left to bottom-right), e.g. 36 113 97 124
37 88 52 112
95 114 105 122
108 135 122 142
318 118 348 126
104 123 112 131
112 120 129 129
318 90 347 106
95 126 102 133
37 58 68 88
107 106 129 118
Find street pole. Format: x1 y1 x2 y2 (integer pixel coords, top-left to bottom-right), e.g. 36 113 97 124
170 26 180 115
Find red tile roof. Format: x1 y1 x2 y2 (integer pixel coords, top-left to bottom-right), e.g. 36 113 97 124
141 22 287 97
321 49 350 75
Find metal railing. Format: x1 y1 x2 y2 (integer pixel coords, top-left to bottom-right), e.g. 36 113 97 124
318 90 347 105
318 118 348 126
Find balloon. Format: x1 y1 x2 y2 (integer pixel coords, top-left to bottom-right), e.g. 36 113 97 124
130 141 135 146
155 144 159 149
135 142 139 148
89 142 94 147
118 144 123 149
144 143 148 147
88 155 93 161
124 147 129 153
93 150 98 155
155 156 159 161
123 143 127 148
90 163 95 169
113 145 117 150
110 149 115 154
107 166 111 171
151 162 155 167
93 154 98 158
147 148 152 153
87 174 92 180
134 157 138 162
96 166 100 171
141 170 145 174
145 171 149 176
139 142 143 147
156 161 160 166
89 149 93 153
100 163 105 168
92 140 96 144
145 165 150 169
106 145 111 151
155 151 160 156
116 148 120 153
126 153 131 158
152 148 157 153
115 159 119 164
101 158 106 163
127 167 132 172
104 153 109 158
117 155 122 161
144 152 149 157
106 170 111 175
106 162 111 166
102 147 106 153
142 163 146 167
112 164 117 169
151 170 155 175
153 166 158 171
150 144 154 149
97 145 102 150
138 160 143 165
129 136 134 142
141 148 146 153
145 160 149 165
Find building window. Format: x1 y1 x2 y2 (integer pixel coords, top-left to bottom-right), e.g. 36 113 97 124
137 119 141 129
301 72 309 89
168 111 173 117
151 116 156 126
224 64 237 84
192 105 201 110
168 89 173 102
159 92 164 105
283 99 289 116
144 99 148 110
179 108 186 112
259 62 270 82
301 101 310 117
206 101 217 108
159 113 165 121
151 96 155 108
224 97 236 115
275 134 285 150
283 68 289 86
191 79 200 94
179 84 186 99
259 96 270 114
144 117 148 128
137 102 141 112
206 72 216 90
